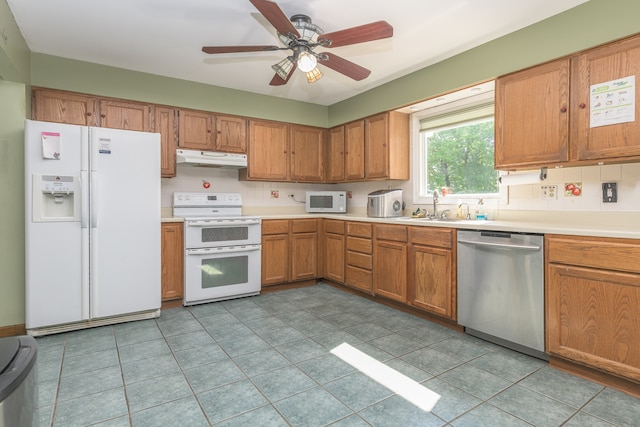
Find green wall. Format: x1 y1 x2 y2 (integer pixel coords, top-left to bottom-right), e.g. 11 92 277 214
329 0 640 125
2 0 640 329
31 54 329 128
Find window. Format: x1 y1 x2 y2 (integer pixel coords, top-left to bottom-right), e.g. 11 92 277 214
412 88 503 203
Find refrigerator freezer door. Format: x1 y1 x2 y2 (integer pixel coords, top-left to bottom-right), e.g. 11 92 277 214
24 120 89 329
89 127 161 319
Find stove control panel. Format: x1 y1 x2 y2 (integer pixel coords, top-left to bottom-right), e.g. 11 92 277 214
173 192 242 207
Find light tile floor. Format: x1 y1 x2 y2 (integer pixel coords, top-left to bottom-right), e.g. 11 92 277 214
35 284 640 426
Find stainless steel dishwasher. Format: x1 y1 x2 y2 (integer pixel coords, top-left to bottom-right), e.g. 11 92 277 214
457 230 546 359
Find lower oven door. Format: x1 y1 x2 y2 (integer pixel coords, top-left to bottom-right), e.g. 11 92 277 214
184 244 261 306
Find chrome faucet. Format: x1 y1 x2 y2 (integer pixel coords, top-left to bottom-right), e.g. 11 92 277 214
432 189 439 219
458 202 471 220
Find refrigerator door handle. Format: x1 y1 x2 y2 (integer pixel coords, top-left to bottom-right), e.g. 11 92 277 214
81 171 89 228
90 171 98 228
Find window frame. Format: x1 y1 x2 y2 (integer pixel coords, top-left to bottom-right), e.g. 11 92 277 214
410 90 507 205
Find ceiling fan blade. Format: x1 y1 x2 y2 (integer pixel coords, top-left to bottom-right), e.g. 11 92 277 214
320 52 371 81
318 21 393 48
250 0 300 38
269 68 295 86
202 45 279 54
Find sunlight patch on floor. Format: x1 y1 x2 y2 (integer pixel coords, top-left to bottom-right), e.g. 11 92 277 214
330 343 441 412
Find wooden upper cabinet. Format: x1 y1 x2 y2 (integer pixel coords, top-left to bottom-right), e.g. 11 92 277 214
32 89 98 126
326 126 346 182
570 35 640 162
290 125 324 182
345 120 365 181
155 107 178 178
215 115 247 153
246 119 289 180
364 112 409 180
178 109 215 150
99 99 152 131
495 58 570 170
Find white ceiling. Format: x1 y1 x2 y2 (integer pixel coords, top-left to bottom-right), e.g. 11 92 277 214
7 0 588 106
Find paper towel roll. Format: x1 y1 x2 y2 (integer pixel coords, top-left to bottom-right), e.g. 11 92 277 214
498 171 545 186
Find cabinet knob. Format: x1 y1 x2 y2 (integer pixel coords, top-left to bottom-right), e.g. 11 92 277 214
100 114 106 118
560 106 567 113
579 103 586 109
86 112 92 117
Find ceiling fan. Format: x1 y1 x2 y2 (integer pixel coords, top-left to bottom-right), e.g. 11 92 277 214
202 0 393 85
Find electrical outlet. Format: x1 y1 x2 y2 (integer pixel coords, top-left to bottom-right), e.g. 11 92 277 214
270 190 279 199
602 182 617 203
540 185 558 199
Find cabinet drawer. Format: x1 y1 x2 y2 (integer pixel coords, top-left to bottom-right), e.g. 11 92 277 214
409 227 453 249
324 219 345 235
347 222 372 238
347 251 372 270
546 235 640 274
262 220 289 235
346 266 373 292
346 236 372 254
375 224 408 242
292 219 318 234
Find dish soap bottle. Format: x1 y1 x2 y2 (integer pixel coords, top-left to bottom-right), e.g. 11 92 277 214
475 198 486 220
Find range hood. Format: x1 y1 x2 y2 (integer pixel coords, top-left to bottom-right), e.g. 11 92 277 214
176 149 247 168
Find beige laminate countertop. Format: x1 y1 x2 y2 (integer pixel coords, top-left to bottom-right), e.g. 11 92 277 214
161 208 640 239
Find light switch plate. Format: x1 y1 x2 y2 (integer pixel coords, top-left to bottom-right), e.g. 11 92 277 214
602 182 617 203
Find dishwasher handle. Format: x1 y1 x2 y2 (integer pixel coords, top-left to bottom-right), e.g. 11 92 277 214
457 239 541 251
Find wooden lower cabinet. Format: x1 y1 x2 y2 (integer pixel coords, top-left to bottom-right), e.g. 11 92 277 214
161 222 184 301
261 219 318 286
373 225 408 303
408 227 456 320
322 220 345 283
546 234 640 384
345 222 373 293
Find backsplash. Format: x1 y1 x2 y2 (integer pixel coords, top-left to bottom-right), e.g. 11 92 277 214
161 162 640 215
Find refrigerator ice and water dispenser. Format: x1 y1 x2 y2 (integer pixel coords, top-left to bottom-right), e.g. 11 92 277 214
31 174 80 222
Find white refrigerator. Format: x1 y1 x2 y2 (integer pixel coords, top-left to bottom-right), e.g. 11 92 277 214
24 119 161 336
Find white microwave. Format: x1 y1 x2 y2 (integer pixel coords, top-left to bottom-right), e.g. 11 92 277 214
306 191 347 213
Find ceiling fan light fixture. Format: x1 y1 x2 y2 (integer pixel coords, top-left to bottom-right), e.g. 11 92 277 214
297 51 317 73
306 67 323 83
272 57 295 80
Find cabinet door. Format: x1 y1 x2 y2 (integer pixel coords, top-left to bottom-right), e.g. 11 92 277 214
408 244 454 319
32 89 98 126
178 109 215 150
547 264 640 382
290 125 324 182
248 120 289 180
262 234 289 285
161 223 184 301
324 232 345 283
365 113 389 179
373 240 407 303
326 126 345 182
495 58 570 169
216 115 247 153
291 232 318 280
155 107 177 178
99 99 152 131
345 121 365 181
571 35 640 161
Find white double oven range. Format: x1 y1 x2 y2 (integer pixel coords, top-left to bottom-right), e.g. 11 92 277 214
173 192 262 306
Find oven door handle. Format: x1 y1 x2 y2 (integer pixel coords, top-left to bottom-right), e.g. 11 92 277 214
186 244 261 255
186 219 261 227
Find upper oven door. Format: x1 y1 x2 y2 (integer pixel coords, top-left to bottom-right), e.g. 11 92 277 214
184 217 261 248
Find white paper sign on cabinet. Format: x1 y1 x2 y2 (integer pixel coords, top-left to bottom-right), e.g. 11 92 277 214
590 75 635 128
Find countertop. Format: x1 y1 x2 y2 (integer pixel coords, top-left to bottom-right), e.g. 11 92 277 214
161 207 640 239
